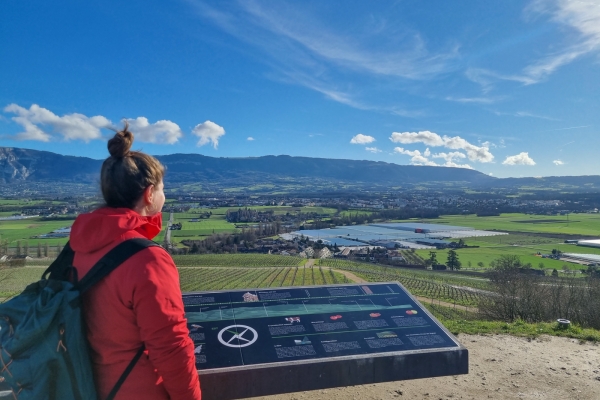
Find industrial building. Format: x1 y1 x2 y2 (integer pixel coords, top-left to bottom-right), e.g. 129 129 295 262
291 222 507 248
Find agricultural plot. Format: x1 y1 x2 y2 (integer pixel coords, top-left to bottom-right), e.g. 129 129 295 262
177 266 346 291
208 206 337 216
0 264 346 300
0 218 72 246
415 247 582 272
172 254 305 268
419 213 600 236
319 263 484 307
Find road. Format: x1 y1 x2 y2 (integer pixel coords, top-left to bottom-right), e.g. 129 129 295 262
164 211 174 247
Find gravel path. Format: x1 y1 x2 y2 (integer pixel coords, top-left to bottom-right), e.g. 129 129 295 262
254 334 600 400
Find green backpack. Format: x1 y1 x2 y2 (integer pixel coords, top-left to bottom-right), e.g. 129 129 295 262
0 238 157 400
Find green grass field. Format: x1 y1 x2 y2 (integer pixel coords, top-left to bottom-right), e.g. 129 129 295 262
417 213 600 236
0 218 72 246
416 247 587 273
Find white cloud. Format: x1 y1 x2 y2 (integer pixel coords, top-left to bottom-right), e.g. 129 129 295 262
432 151 472 169
444 161 473 169
410 154 438 166
394 146 473 168
432 151 467 163
389 131 494 163
393 147 421 157
247 136 255 141
125 117 183 144
390 131 444 146
503 152 536 166
192 120 226 148
350 134 375 144
4 103 110 142
365 147 381 153
3 104 182 145
553 159 565 165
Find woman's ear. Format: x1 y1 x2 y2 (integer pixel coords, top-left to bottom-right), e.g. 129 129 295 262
143 184 155 206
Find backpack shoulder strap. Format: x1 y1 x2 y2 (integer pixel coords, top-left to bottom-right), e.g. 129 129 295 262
76 238 160 295
42 241 76 281
105 345 146 400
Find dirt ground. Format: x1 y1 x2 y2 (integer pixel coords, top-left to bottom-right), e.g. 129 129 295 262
255 334 600 400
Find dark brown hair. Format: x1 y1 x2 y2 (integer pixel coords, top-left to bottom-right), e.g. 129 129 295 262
101 122 165 209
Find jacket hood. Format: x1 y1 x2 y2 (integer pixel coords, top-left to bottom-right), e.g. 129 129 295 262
70 207 163 253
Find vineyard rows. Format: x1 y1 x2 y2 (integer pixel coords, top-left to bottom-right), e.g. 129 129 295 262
178 266 347 292
316 258 490 291
0 259 481 307
172 254 304 268
0 265 349 300
325 264 484 307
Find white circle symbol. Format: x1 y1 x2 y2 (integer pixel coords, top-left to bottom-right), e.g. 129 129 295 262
217 325 258 348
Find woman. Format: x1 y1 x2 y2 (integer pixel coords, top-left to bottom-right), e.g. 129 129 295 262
69 124 201 400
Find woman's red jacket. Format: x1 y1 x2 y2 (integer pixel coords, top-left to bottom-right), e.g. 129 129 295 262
70 207 201 400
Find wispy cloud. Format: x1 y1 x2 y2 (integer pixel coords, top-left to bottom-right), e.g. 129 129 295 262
559 140 575 151
247 136 255 141
446 96 503 104
553 159 565 165
469 1 600 88
186 0 457 112
523 0 600 82
535 125 590 133
365 147 382 153
493 110 560 120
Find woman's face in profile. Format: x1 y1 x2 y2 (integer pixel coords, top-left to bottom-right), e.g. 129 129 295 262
152 180 166 215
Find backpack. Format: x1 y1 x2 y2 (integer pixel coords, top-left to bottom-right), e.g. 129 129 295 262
0 238 158 400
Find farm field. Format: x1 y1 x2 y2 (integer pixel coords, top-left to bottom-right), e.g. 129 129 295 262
314 259 484 307
0 218 74 246
416 247 588 272
172 254 305 268
416 213 600 236
0 265 347 300
0 205 338 250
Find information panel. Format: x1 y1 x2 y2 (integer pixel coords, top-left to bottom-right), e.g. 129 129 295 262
184 282 468 399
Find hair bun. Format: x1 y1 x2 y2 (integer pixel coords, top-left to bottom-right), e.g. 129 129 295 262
107 123 134 158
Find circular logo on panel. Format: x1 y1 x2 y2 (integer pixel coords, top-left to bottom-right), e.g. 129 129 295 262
217 325 258 348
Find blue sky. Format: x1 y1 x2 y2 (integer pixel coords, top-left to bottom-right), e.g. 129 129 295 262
1 0 599 178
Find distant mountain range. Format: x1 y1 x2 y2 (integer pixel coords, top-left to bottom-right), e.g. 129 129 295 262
2 146 600 194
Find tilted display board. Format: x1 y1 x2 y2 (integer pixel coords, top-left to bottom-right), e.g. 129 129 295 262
184 282 468 399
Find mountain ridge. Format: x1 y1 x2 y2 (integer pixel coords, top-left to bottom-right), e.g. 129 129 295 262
3 146 600 193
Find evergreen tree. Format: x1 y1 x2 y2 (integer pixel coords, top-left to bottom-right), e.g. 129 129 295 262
428 251 437 266
446 249 461 271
